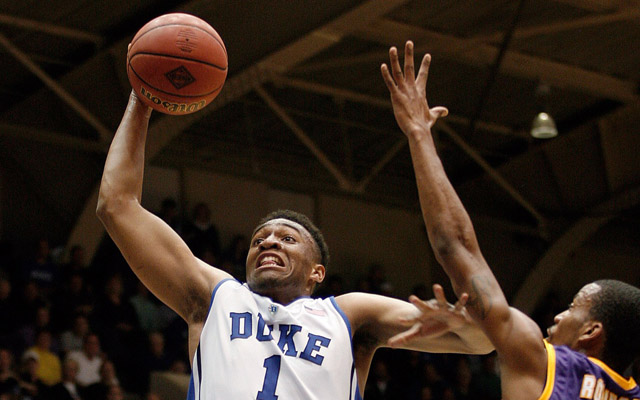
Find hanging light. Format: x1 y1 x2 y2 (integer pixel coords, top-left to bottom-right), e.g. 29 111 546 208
530 83 558 139
530 112 558 139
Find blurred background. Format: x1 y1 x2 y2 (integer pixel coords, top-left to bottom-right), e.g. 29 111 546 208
1 1 639 399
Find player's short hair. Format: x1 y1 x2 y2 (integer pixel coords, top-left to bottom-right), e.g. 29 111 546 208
590 279 640 371
256 210 330 268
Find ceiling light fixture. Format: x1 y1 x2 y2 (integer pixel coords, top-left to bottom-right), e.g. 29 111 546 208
531 83 558 139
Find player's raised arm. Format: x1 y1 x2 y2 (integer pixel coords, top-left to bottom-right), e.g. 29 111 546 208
381 42 548 395
96 91 230 324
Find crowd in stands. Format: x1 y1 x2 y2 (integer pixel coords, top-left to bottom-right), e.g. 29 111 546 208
0 200 512 400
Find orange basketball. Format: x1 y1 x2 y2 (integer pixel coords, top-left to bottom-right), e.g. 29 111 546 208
127 13 227 115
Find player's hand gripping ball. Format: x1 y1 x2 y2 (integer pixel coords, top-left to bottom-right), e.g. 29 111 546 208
127 13 227 115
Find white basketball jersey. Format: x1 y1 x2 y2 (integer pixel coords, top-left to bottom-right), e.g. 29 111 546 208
187 279 362 400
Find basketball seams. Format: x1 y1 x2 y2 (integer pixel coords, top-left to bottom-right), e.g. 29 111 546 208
129 52 227 71
128 65 225 98
130 23 227 59
127 13 227 114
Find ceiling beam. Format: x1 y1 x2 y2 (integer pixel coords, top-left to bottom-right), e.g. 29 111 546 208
354 137 407 192
0 33 113 143
436 120 547 229
355 19 639 103
551 0 640 12
0 123 107 153
512 184 640 314
255 84 354 190
0 13 103 45
294 8 640 73
271 75 525 138
271 76 545 225
66 0 412 262
473 7 640 43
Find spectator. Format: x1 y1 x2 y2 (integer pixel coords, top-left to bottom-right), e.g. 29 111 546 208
66 333 103 387
24 330 62 386
168 359 188 374
14 281 47 334
364 263 394 296
469 353 501 400
420 359 447 399
419 385 433 400
129 281 161 333
92 271 142 392
52 272 94 333
59 315 90 355
22 238 58 294
453 356 472 400
17 351 46 400
61 246 87 281
0 277 19 349
91 273 139 363
221 234 248 281
136 332 172 394
20 306 56 352
47 358 84 400
105 384 124 400
314 274 346 298
156 198 182 235
84 360 120 400
394 350 423 400
364 358 402 400
183 202 221 262
0 348 20 399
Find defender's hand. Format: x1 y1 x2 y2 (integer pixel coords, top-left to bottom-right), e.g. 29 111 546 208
381 41 448 137
388 284 470 347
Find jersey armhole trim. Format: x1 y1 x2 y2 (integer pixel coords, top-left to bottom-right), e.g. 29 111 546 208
537 339 556 400
329 296 353 342
207 278 237 314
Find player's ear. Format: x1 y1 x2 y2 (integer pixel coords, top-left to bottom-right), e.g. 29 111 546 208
310 264 325 285
578 321 604 348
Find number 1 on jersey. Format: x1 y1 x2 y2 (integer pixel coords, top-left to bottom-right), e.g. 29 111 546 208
257 355 281 400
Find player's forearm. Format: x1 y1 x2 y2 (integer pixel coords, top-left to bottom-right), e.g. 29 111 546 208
97 92 152 219
449 318 495 354
407 128 482 289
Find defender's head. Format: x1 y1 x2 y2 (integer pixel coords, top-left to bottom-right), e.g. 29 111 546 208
548 279 640 372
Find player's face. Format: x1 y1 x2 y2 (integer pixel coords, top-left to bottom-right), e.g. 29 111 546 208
546 283 601 348
246 218 322 302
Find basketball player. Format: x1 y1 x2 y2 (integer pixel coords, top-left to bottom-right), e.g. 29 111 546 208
381 41 640 399
96 58 493 398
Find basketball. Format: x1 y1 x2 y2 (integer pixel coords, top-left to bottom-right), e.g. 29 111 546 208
127 13 227 115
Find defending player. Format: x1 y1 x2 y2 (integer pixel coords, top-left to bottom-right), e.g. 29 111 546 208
96 58 493 398
381 40 640 399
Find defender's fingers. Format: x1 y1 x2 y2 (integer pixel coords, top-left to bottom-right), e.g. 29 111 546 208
388 325 420 347
381 64 397 92
432 284 448 307
408 295 437 313
404 41 415 84
388 46 404 85
415 53 432 90
454 293 469 312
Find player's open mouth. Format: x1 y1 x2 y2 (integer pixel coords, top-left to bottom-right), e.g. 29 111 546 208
256 254 284 269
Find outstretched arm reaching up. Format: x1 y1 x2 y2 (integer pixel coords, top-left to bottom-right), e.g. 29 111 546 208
96 92 230 328
381 42 548 399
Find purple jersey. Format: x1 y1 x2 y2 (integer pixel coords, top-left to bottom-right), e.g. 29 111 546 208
539 340 640 400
